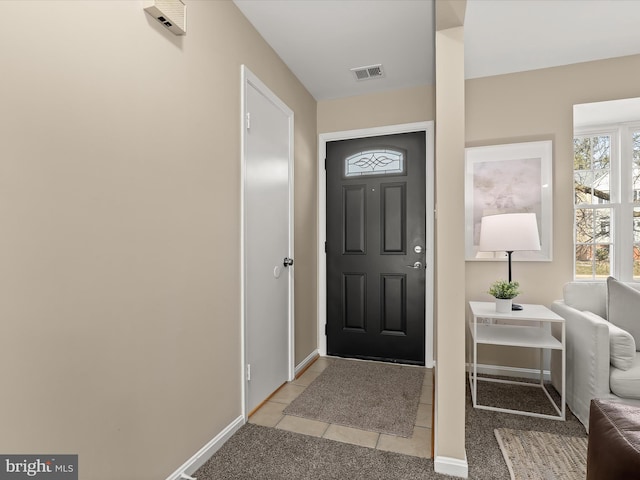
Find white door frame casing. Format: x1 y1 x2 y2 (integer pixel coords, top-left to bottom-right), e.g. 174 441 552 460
240 65 295 420
318 122 435 367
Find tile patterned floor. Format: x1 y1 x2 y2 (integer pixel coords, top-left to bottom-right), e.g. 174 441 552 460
248 356 434 458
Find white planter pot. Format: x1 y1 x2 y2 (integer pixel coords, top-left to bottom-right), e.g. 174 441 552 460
495 298 512 313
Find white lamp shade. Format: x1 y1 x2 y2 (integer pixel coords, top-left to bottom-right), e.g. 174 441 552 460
478 213 541 252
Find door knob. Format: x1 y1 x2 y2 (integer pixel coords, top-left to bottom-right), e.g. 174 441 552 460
283 257 294 267
406 261 423 269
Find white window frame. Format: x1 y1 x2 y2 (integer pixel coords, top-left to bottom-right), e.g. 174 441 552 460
574 122 640 281
624 122 640 280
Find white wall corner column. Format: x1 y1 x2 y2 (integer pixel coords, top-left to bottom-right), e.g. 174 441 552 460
434 0 468 476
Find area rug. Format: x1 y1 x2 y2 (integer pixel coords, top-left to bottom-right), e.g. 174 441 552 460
283 359 424 437
494 428 588 480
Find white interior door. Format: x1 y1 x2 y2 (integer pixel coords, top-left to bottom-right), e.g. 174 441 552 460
242 66 294 415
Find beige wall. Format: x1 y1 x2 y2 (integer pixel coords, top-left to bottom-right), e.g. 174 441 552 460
434 25 467 466
466 53 640 368
0 1 316 478
318 84 435 133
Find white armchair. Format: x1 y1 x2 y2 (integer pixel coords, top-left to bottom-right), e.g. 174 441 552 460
550 280 640 431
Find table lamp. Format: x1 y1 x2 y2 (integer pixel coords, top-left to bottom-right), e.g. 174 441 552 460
478 213 541 310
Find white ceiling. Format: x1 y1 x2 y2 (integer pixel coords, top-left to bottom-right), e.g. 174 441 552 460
464 0 640 80
233 0 433 101
233 0 640 102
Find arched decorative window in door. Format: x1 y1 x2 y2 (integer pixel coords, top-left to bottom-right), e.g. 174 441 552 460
344 148 405 177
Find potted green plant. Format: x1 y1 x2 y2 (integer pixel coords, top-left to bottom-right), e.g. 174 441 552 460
488 280 520 312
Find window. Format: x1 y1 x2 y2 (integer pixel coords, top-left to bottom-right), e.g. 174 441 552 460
344 148 405 177
574 124 640 280
632 129 640 278
574 134 613 279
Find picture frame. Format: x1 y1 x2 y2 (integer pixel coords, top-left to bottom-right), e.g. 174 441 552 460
465 140 553 261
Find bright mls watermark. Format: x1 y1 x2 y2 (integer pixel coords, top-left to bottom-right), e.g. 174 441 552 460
0 456 77 480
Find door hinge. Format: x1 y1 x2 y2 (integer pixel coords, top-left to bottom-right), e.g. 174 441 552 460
324 324 328 336
246 112 251 130
324 158 327 170
246 364 251 381
324 241 327 253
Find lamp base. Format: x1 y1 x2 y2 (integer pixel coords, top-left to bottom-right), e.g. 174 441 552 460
512 303 523 311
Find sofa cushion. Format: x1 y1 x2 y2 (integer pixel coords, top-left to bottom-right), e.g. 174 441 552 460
582 311 637 370
607 276 640 348
610 354 640 399
609 321 637 370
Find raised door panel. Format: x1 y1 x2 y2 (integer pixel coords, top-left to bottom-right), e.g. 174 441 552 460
343 185 366 254
343 273 366 331
381 183 406 254
380 274 407 335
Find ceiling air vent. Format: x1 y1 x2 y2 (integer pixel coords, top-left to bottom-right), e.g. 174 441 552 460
350 64 385 81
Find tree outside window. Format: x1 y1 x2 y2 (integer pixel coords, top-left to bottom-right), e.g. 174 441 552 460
574 135 612 279
574 126 640 280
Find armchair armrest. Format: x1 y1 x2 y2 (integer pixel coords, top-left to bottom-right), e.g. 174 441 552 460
550 300 612 430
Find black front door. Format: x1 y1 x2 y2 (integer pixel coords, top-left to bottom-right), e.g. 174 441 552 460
326 131 426 365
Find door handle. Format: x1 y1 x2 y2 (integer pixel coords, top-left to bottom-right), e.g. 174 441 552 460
283 257 294 267
406 261 423 269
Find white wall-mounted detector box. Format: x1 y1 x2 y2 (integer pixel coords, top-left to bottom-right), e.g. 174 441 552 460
143 0 186 36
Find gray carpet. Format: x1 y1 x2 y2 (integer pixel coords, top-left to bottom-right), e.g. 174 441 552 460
495 428 588 480
283 359 424 437
195 423 441 480
195 376 587 480
465 379 586 479
472 376 560 416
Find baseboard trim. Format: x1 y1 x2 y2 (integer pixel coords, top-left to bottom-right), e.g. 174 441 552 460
467 363 551 381
434 455 468 478
165 415 244 480
295 349 319 376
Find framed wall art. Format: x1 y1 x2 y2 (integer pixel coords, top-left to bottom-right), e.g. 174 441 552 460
464 140 553 261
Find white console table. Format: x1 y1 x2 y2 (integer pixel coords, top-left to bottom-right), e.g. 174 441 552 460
467 301 566 420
